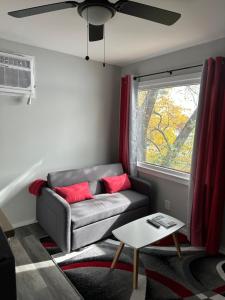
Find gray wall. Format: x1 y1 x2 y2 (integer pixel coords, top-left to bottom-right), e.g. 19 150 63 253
122 37 225 233
122 37 225 77
0 38 121 228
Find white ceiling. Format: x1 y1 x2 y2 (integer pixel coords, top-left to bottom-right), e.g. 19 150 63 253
0 0 225 66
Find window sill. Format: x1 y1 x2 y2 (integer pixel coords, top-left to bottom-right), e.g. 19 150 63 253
137 162 190 186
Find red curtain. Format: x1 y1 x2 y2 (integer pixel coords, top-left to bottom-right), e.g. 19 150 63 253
119 75 131 174
191 57 225 254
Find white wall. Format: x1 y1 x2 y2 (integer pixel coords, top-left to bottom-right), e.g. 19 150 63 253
0 38 121 228
122 37 225 229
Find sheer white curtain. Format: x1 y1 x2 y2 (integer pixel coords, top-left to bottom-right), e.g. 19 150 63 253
128 76 139 176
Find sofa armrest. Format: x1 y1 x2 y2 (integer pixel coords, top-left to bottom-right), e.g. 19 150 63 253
36 187 71 253
129 176 152 197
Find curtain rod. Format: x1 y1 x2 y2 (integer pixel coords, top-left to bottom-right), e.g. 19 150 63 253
133 64 203 81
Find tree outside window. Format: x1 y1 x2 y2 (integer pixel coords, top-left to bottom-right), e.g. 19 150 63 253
137 80 200 173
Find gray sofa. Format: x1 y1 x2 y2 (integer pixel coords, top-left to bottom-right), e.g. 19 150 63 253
37 163 153 252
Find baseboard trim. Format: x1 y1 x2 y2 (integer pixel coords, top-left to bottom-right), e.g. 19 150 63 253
179 228 225 254
12 219 37 229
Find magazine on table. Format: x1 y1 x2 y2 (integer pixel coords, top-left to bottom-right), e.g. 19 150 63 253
152 215 177 228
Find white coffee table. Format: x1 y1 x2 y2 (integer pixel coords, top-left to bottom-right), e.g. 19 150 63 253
110 212 185 289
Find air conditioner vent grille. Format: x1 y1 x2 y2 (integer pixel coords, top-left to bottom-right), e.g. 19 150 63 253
0 66 31 88
0 51 35 96
0 54 31 69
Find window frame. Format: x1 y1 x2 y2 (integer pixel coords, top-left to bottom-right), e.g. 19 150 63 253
137 72 202 181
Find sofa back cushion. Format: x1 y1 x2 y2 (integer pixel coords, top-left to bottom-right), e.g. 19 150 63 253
47 163 124 195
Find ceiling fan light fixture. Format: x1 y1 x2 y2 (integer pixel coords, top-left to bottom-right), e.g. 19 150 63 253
81 5 114 25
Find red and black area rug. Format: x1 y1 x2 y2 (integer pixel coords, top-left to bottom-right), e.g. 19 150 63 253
41 234 225 300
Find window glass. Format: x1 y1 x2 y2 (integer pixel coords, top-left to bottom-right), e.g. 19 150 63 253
137 80 200 173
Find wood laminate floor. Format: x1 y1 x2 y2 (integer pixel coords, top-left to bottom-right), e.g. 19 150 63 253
10 223 82 300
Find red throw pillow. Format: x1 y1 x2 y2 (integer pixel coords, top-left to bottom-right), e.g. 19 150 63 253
102 173 131 193
54 182 93 204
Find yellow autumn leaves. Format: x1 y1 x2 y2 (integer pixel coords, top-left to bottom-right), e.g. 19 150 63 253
138 86 199 173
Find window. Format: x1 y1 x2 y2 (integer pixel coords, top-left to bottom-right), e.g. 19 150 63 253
137 73 201 174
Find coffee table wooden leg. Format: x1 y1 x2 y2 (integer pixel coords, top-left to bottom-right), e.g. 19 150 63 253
111 241 125 269
172 233 181 258
133 248 139 289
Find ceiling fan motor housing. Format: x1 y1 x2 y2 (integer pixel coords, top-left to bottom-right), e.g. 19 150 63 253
78 0 116 25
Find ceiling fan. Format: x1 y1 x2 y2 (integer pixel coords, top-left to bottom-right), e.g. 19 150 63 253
8 0 181 43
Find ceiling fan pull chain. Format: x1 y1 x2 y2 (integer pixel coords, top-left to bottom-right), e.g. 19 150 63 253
103 25 106 67
85 7 89 61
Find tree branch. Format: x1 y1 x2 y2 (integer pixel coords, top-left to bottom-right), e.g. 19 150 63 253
138 90 158 161
151 128 171 151
146 137 161 153
162 108 197 167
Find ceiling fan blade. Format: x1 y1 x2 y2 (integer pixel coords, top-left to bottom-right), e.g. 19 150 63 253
115 0 181 25
89 24 104 42
8 1 78 18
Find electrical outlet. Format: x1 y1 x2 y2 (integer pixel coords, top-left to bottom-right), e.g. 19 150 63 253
165 199 171 211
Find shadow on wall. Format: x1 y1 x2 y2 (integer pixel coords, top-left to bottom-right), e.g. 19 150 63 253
0 160 44 206
0 160 44 226
0 94 29 106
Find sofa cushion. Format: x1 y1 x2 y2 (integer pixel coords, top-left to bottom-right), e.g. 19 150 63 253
47 163 123 195
102 173 131 193
70 190 149 229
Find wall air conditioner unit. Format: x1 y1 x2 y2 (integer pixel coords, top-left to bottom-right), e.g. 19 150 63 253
0 51 35 103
